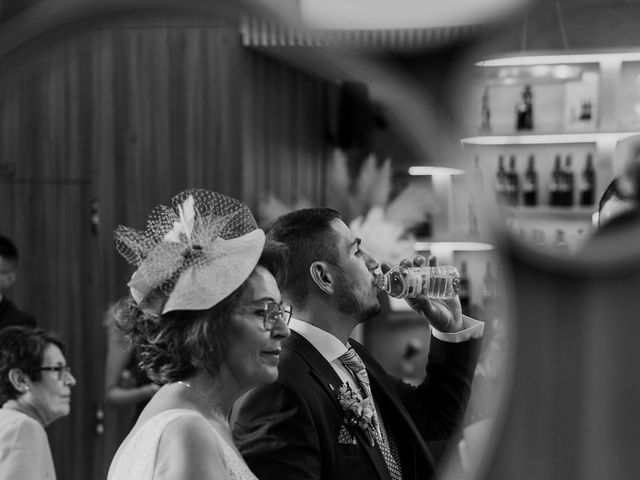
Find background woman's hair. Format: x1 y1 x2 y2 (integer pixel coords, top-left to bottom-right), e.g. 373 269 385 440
116 239 288 384
0 326 65 404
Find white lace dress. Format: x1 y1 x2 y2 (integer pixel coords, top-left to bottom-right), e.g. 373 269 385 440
107 409 257 480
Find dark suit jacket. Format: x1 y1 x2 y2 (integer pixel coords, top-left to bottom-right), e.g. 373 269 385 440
232 330 482 480
0 297 36 331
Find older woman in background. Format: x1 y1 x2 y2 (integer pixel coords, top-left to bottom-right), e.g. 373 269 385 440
107 189 291 480
0 326 76 480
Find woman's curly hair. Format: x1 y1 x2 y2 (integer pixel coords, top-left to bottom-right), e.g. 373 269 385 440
115 240 288 384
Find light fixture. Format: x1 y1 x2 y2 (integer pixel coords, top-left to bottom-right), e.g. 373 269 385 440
461 132 639 146
485 64 583 85
297 0 528 30
477 51 640 67
477 1 584 85
408 166 465 176
413 241 494 252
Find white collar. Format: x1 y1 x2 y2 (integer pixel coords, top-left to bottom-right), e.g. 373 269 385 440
288 318 349 363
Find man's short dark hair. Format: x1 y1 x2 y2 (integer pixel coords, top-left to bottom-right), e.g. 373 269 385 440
265 208 342 305
0 236 18 263
0 326 65 404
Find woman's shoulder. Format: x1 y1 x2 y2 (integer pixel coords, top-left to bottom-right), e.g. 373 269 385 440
152 409 235 478
159 409 224 446
0 408 44 430
0 408 47 445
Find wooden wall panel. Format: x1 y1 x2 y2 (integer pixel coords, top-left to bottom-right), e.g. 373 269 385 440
241 49 328 217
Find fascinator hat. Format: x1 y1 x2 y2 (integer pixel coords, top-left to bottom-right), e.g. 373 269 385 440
114 189 265 316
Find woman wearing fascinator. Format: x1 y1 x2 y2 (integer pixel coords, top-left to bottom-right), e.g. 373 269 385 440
107 189 291 480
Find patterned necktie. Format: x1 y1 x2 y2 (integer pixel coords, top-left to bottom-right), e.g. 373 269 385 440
339 347 403 480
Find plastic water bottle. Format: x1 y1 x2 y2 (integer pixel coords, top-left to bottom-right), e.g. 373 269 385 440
375 266 460 300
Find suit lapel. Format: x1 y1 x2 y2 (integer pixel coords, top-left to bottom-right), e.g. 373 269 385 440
286 332 343 409
287 332 393 480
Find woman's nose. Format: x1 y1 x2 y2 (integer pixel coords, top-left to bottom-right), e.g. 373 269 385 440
65 372 77 386
272 318 291 339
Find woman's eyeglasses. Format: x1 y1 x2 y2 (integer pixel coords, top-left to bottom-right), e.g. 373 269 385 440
256 301 292 331
38 365 73 380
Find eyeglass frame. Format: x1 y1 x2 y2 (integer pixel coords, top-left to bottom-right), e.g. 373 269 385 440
38 365 73 381
254 301 293 331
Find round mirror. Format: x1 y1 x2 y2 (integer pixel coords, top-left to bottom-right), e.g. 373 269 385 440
0 1 526 479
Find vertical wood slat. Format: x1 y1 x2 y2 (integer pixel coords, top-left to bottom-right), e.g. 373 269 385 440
241 48 327 216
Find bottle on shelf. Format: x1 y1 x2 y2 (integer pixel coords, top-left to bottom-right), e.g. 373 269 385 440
549 154 563 207
375 265 460 300
553 229 569 253
472 155 484 194
480 86 491 133
579 98 593 121
482 261 497 306
516 84 533 131
531 229 546 248
506 155 519 206
580 153 596 206
562 154 575 207
495 155 507 204
522 154 538 207
468 203 480 238
458 260 471 315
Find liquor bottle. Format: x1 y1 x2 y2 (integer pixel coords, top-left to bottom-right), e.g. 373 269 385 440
516 84 534 131
506 155 519 205
553 229 569 253
495 155 507 204
580 153 596 206
563 154 574 207
468 203 480 238
579 99 593 121
458 261 471 315
531 229 547 248
482 261 496 306
522 154 538 207
473 155 484 194
480 86 491 133
375 265 460 300
549 155 563 207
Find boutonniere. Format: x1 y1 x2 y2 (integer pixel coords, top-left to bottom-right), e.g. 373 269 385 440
337 384 377 446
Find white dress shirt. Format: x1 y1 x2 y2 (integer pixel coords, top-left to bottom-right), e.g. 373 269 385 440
289 314 484 385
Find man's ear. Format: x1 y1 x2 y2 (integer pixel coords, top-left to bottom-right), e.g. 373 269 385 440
309 261 335 295
8 368 31 393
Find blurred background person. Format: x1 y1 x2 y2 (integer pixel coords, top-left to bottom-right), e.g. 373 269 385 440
582 135 640 255
0 236 36 331
103 302 159 424
0 326 76 480
107 189 291 480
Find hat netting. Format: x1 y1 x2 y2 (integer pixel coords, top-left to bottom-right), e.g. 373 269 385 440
114 189 259 298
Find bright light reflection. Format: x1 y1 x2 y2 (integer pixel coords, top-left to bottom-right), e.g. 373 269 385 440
477 51 640 67
413 241 495 251
409 166 465 176
461 132 638 145
299 0 527 30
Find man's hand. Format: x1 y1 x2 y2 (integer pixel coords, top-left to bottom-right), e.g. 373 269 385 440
381 255 463 333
